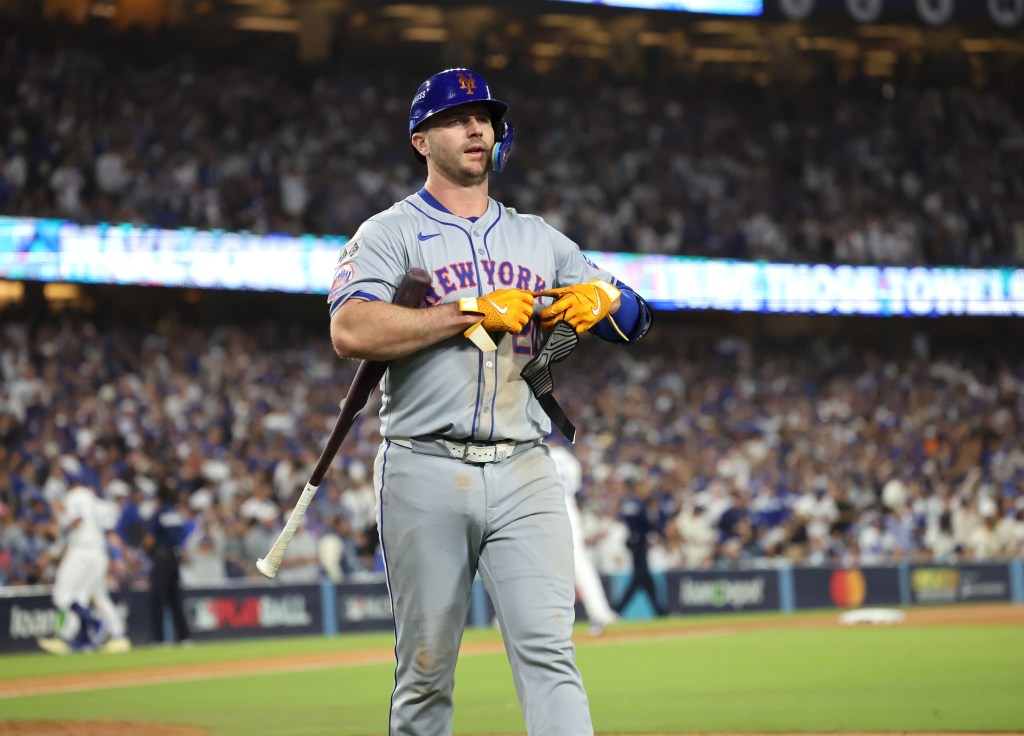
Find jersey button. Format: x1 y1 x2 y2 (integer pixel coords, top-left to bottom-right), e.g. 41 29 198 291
473 230 481 237
482 406 489 413
485 360 493 368
477 248 484 255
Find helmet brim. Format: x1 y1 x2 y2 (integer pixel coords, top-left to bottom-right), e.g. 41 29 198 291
409 98 509 136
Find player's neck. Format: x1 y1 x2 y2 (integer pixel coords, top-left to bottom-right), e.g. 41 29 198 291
422 175 489 219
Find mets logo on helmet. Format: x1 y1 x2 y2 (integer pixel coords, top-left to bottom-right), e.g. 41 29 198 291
457 72 477 94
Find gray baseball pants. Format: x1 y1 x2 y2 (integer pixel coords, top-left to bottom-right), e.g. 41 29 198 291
374 440 593 736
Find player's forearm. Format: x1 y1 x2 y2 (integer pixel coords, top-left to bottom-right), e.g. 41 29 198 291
331 299 477 361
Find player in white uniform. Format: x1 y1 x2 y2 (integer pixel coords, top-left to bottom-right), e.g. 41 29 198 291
37 485 130 654
328 68 652 735
549 444 618 636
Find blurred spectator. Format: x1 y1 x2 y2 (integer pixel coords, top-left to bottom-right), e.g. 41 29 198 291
180 507 228 588
242 510 281 577
317 516 346 584
2 309 1024 588
338 463 376 536
675 502 715 569
0 24 1022 266
239 474 280 525
926 511 960 563
276 524 319 584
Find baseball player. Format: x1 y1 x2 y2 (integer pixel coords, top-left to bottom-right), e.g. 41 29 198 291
37 485 131 654
549 443 619 637
328 68 652 736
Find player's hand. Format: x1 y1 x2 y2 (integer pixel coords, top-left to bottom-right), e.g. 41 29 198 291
535 279 620 333
458 288 535 334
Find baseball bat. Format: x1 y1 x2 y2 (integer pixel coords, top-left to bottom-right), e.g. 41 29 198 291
256 267 432 579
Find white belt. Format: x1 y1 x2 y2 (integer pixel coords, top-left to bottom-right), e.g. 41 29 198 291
390 437 535 464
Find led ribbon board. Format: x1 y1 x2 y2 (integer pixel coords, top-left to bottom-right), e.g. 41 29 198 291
545 1 763 15
2 217 1022 316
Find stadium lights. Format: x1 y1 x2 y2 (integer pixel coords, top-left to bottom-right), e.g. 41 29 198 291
531 42 565 57
537 14 585 27
401 27 449 42
692 20 758 34
795 35 859 53
637 31 668 45
379 4 430 18
0 280 25 306
42 283 81 301
856 24 913 37
234 16 299 32
692 48 770 62
961 39 1024 54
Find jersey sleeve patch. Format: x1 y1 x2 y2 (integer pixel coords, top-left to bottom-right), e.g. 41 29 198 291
327 262 357 305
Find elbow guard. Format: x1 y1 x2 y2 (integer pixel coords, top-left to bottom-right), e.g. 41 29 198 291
592 288 653 345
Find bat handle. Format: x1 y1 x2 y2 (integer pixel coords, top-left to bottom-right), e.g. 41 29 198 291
256 481 319 579
255 266 432 578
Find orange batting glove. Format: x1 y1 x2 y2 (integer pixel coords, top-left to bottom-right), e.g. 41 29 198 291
535 279 620 333
458 288 535 335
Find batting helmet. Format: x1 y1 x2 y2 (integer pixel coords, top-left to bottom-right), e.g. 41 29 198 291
408 68 515 173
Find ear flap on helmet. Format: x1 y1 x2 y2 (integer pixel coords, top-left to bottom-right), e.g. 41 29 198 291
491 122 514 173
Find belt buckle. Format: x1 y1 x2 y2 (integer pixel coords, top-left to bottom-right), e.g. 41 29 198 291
457 442 496 463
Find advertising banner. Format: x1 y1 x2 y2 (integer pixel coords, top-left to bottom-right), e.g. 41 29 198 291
664 570 778 615
0 590 137 653
334 581 484 632
909 564 1012 605
792 566 901 609
336 582 396 633
183 585 322 641
1 593 64 653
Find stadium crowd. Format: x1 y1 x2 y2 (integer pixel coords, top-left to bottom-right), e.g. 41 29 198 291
1 25 1023 266
2 313 1023 590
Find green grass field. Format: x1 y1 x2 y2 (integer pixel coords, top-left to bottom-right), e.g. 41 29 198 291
2 610 1023 735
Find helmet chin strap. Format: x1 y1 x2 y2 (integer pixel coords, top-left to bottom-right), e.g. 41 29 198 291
490 122 514 173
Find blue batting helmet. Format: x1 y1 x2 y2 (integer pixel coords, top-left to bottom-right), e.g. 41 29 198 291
408 68 515 173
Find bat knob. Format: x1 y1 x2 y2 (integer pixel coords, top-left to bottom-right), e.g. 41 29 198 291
255 558 278 579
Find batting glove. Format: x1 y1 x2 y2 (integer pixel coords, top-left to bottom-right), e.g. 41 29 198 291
458 288 535 335
535 279 621 333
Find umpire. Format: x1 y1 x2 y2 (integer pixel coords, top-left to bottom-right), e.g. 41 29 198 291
612 479 669 617
144 481 191 644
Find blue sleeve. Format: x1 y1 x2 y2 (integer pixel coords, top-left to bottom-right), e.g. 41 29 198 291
590 282 653 345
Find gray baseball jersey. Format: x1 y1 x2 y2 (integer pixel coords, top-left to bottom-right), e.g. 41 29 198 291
328 188 617 442
328 187 607 736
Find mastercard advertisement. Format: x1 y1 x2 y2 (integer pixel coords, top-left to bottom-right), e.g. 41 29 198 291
793 567 901 609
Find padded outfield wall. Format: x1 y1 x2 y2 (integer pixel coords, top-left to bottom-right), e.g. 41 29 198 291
1 562 1022 653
